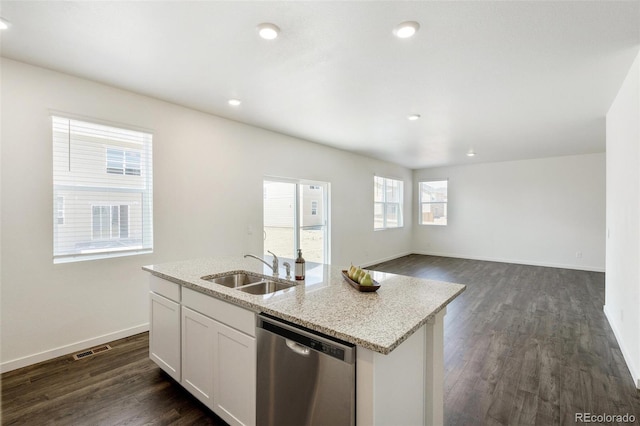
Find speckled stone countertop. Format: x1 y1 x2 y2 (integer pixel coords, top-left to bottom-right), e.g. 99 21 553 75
143 256 466 355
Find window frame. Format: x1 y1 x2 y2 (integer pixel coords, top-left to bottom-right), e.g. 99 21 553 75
418 179 448 226
374 176 404 230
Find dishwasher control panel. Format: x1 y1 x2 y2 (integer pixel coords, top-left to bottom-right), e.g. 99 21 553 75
308 338 345 360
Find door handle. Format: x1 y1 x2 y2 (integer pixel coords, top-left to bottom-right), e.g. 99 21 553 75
285 339 310 356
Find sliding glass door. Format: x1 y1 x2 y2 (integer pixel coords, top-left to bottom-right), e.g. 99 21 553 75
263 178 329 264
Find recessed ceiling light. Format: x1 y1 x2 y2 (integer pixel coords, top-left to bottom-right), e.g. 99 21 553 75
0 18 10 30
257 23 280 40
228 99 242 106
467 150 476 157
394 21 420 39
408 114 421 121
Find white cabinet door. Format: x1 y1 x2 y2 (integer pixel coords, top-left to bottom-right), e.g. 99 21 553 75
181 307 216 409
213 321 256 426
152 283 256 425
149 292 181 381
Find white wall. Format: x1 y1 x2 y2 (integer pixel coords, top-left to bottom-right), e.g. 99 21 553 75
605 51 640 389
412 153 606 271
0 59 412 371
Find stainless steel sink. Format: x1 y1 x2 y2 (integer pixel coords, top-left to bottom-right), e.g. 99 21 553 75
203 273 264 288
202 272 296 295
236 281 296 295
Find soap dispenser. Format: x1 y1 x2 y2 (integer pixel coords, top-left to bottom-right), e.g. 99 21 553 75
295 249 306 280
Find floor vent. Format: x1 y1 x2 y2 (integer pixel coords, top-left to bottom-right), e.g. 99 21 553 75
72 344 112 360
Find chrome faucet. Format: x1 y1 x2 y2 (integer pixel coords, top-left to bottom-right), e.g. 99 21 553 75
244 251 279 277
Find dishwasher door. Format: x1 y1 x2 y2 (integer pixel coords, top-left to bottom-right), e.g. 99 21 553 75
256 314 356 426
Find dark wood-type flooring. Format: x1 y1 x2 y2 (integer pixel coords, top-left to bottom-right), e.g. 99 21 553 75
2 255 640 425
370 255 640 425
1 332 225 426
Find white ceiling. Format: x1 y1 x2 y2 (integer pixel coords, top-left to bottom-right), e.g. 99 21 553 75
1 1 639 169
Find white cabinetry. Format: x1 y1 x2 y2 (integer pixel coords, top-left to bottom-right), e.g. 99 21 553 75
182 306 216 408
148 276 256 426
182 287 256 426
212 320 256 426
149 277 181 381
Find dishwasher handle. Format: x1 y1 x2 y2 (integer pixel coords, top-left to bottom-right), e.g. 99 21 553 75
286 339 311 356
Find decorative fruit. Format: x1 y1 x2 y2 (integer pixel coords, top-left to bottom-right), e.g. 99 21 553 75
360 273 373 286
348 264 356 279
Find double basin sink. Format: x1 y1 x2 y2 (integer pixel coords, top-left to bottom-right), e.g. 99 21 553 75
202 272 296 295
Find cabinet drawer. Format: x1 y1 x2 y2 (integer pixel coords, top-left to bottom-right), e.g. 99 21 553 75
150 276 181 302
183 287 255 337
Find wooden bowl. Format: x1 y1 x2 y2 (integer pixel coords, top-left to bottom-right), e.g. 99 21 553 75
341 270 380 292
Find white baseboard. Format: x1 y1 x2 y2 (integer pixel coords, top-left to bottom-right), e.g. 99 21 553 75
0 323 149 373
412 250 605 273
362 251 412 269
603 305 640 390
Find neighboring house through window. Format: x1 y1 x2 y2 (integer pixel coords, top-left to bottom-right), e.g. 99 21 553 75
107 148 141 176
52 116 153 262
56 196 65 225
92 205 130 240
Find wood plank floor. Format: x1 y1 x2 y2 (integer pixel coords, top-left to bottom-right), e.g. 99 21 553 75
2 254 639 425
370 255 640 425
1 333 225 425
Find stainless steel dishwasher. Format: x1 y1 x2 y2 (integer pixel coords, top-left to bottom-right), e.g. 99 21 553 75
256 314 356 426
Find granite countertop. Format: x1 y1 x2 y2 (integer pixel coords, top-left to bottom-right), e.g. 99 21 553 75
143 255 466 355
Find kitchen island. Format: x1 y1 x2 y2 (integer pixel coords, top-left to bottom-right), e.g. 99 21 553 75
143 255 465 426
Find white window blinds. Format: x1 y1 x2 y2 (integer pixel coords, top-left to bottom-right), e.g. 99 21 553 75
52 116 153 262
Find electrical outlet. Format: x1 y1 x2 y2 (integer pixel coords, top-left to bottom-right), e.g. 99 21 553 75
576 251 582 259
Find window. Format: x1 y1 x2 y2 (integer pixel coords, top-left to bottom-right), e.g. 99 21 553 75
92 205 129 239
263 179 330 264
52 116 153 262
106 148 141 176
374 176 404 230
419 180 448 225
55 196 65 225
